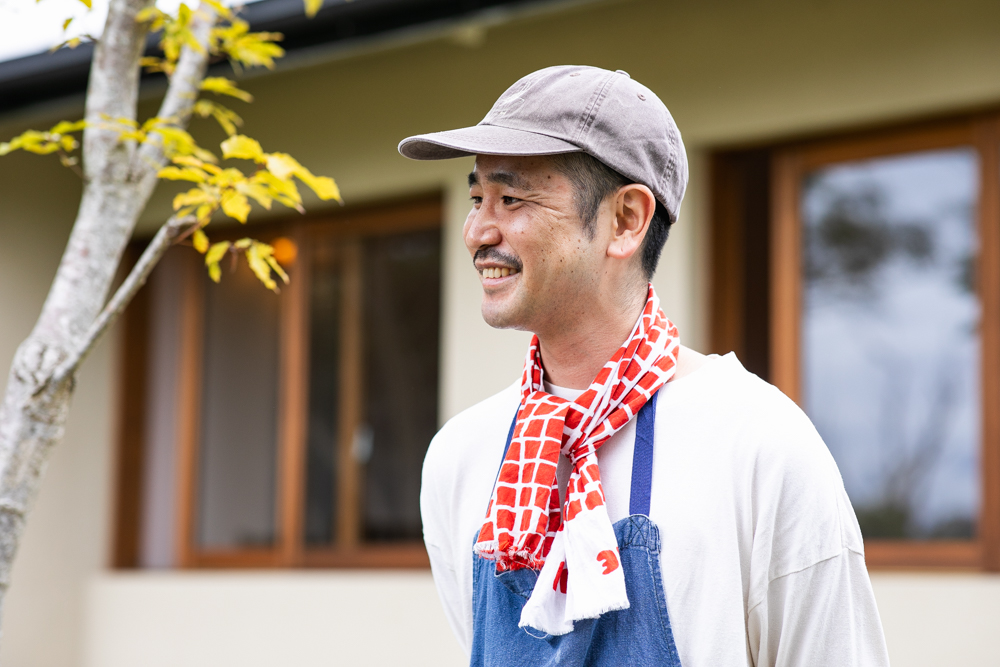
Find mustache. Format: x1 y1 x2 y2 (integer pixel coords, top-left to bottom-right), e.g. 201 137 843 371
474 247 522 271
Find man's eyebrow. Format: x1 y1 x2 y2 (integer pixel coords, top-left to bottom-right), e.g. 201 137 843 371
467 169 533 191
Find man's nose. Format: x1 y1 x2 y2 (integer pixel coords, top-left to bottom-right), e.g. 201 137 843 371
464 201 503 252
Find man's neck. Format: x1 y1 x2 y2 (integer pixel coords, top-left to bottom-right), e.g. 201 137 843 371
537 288 646 390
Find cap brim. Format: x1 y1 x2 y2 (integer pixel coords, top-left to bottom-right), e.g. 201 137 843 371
398 124 581 160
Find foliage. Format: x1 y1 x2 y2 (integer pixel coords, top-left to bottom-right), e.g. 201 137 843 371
1 0 335 292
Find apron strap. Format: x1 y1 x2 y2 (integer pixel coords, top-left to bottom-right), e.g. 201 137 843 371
498 390 659 515
628 391 658 517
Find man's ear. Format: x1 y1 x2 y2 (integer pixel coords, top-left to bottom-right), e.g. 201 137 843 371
607 184 656 261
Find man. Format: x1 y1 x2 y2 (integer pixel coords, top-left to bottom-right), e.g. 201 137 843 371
400 66 889 666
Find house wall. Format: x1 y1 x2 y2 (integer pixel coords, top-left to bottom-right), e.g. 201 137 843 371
0 0 998 664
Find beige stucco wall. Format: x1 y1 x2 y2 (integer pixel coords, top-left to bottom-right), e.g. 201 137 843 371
0 0 999 664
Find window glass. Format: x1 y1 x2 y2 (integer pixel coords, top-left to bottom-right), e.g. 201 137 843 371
801 148 980 540
361 229 441 541
305 227 441 545
305 237 341 546
197 256 281 549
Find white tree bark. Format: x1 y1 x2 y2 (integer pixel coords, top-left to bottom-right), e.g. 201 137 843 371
0 0 216 631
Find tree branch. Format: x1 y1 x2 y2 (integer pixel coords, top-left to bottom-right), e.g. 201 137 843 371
132 3 218 186
50 215 197 386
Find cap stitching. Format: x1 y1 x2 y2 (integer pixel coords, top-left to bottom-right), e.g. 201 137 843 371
573 70 617 144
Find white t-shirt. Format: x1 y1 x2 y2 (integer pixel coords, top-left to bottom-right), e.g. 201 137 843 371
420 353 890 666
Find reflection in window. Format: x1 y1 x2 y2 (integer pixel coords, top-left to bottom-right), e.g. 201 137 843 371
802 148 980 540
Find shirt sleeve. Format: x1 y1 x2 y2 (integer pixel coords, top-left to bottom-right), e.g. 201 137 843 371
425 540 472 656
420 429 473 656
747 548 890 667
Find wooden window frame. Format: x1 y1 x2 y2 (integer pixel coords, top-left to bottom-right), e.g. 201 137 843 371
114 194 442 569
765 115 1000 571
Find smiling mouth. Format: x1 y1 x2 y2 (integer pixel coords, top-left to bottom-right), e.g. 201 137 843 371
479 266 520 279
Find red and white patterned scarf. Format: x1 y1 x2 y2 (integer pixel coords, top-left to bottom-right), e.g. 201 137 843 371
474 285 679 636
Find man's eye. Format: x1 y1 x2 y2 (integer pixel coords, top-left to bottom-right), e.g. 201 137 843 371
471 196 482 205
502 196 520 205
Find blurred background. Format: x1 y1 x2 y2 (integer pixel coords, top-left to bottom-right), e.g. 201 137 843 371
1 0 999 664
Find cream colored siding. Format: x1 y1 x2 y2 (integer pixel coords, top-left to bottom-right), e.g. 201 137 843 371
0 0 998 664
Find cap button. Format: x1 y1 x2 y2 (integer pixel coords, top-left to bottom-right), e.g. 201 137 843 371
615 70 631 78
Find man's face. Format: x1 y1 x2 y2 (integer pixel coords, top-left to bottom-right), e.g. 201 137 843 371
465 154 607 335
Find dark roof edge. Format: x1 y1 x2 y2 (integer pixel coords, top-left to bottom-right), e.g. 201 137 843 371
0 0 596 120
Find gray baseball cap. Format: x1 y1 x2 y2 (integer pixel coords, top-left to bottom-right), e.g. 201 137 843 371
398 65 688 222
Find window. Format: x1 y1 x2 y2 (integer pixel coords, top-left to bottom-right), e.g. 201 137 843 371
112 195 442 568
713 117 1000 569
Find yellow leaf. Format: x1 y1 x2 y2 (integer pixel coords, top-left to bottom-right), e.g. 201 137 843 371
172 155 223 175
300 173 341 201
304 0 323 18
192 229 209 253
62 17 73 31
139 57 171 74
221 134 264 162
205 240 231 282
199 77 254 103
246 242 277 291
252 170 302 210
195 203 214 223
233 238 252 249
214 20 285 70
221 189 250 222
77 0 91 8
264 152 298 180
135 6 166 25
50 119 86 134
265 152 340 202
200 0 232 19
173 187 216 210
236 180 273 209
194 100 243 136
158 165 208 182
265 254 290 284
205 241 230 265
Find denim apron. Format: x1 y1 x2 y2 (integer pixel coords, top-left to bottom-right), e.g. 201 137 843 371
470 392 683 667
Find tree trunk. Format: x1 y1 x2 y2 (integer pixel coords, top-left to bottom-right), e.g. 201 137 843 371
0 0 214 629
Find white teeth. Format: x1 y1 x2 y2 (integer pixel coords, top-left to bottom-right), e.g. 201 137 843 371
501 268 509 277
